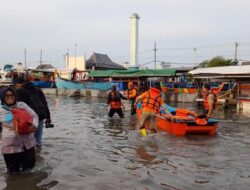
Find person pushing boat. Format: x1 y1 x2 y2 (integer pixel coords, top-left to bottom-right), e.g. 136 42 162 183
135 81 173 134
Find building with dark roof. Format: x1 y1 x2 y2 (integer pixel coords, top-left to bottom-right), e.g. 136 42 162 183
86 52 126 70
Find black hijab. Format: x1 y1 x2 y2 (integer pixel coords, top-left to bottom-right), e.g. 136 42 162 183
1 87 17 107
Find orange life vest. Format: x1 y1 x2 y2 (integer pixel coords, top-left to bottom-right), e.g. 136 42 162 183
141 88 162 113
110 92 122 109
127 88 137 99
203 90 218 110
175 108 198 117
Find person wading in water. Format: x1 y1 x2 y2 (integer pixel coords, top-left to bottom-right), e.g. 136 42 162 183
202 83 225 118
127 82 137 116
135 81 173 134
107 85 127 118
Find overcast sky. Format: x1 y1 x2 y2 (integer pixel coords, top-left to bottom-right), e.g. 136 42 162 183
1 0 250 68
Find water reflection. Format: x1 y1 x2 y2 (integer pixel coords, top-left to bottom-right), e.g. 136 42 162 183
136 146 157 165
3 171 58 190
1 152 57 190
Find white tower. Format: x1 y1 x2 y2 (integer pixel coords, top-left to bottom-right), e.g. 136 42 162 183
130 13 140 67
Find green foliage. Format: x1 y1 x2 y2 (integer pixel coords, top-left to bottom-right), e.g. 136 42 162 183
198 56 233 68
199 60 209 68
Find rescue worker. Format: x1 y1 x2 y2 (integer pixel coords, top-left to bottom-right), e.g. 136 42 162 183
202 83 217 118
127 82 137 115
135 81 172 133
107 85 127 118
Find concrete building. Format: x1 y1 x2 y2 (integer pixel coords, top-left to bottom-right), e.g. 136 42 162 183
65 55 86 70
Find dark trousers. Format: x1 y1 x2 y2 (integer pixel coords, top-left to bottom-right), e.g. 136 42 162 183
130 99 136 115
108 108 124 118
3 147 36 173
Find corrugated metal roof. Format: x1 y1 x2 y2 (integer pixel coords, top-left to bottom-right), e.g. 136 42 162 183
89 69 176 77
189 65 250 75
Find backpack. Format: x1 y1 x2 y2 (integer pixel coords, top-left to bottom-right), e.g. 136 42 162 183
11 107 34 135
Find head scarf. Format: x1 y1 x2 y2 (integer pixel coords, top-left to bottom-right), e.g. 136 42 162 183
1 87 17 107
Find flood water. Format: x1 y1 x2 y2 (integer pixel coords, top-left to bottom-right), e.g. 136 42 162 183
0 95 250 190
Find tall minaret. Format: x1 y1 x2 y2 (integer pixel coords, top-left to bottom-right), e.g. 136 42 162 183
130 13 140 67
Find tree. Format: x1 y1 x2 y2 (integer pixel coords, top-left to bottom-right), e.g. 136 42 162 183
198 60 209 68
197 56 232 68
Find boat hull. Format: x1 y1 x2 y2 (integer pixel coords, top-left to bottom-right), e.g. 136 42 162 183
32 81 55 88
55 77 114 91
136 109 217 136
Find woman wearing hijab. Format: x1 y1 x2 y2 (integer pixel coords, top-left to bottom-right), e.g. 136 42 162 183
0 87 38 173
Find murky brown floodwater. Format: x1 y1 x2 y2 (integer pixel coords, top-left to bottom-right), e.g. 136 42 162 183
0 96 250 190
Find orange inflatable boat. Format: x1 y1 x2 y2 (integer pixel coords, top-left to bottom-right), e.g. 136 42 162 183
136 109 218 136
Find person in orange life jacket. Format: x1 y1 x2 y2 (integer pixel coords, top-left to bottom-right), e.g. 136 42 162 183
107 85 128 118
202 83 217 118
135 81 173 132
127 82 137 115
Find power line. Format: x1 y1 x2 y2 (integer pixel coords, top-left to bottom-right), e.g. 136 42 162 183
159 42 235 51
111 41 250 65
140 60 195 66
112 49 152 60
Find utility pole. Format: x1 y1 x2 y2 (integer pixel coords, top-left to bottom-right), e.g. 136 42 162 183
83 52 86 70
74 43 77 68
65 48 69 69
193 48 197 65
40 49 43 65
24 48 27 69
153 42 157 69
234 42 238 64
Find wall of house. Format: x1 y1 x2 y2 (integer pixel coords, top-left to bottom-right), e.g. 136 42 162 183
65 55 86 70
